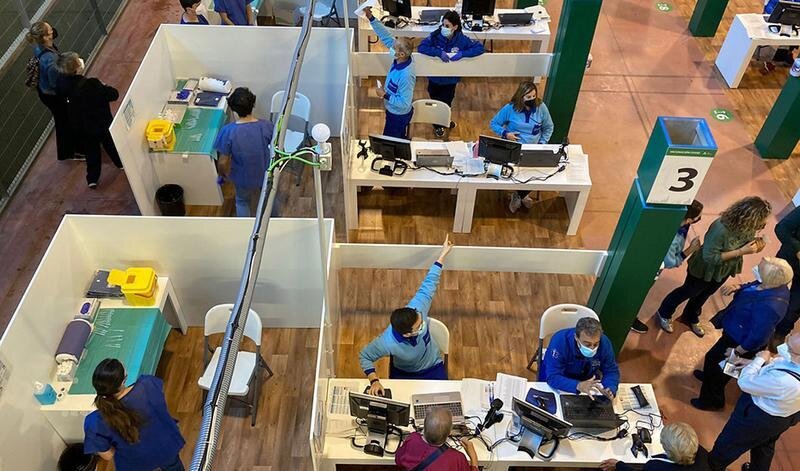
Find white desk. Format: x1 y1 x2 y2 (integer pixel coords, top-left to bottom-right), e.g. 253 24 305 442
40 276 186 442
345 141 591 235
320 379 663 471
716 13 800 88
358 6 552 54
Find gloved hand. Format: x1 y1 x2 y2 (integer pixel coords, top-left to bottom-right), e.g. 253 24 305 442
439 50 450 62
450 51 463 61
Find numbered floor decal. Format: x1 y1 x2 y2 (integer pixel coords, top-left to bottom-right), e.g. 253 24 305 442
711 108 734 122
655 2 672 12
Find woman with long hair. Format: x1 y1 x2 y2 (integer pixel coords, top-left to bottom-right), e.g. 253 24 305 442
83 359 185 470
656 196 772 338
490 81 554 213
27 21 76 161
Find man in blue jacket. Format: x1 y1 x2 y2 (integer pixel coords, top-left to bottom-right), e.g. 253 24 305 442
417 11 484 136
360 235 454 396
774 205 800 338
540 317 620 399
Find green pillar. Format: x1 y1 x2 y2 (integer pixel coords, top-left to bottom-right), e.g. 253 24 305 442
542 0 602 143
755 75 800 159
688 0 729 37
515 0 538 8
588 117 718 352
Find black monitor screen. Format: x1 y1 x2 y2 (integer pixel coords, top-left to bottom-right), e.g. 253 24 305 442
512 397 572 439
768 1 800 26
478 135 521 165
382 0 412 18
462 0 496 18
349 391 411 428
370 134 413 161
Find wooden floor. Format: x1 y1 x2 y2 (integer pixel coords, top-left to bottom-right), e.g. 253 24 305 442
2 0 800 470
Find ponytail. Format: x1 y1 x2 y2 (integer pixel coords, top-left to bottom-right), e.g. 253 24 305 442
92 359 144 444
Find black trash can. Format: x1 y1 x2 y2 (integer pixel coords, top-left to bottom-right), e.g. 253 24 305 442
58 443 97 471
156 184 185 216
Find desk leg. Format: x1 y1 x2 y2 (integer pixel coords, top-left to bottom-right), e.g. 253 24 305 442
345 182 360 231
454 187 477 233
358 28 369 52
564 189 589 236
165 279 187 335
715 18 755 89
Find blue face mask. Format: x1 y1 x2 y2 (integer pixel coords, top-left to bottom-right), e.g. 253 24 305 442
441 27 452 38
576 338 598 358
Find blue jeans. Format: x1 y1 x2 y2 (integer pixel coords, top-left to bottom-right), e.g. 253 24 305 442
161 455 185 471
383 109 413 139
234 186 280 217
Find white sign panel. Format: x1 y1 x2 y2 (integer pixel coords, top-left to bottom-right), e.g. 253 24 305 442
646 154 714 205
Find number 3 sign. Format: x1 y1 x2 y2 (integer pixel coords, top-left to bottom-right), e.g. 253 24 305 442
646 151 714 205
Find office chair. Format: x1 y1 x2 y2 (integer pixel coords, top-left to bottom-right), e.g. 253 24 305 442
270 91 311 186
410 99 452 140
526 304 599 373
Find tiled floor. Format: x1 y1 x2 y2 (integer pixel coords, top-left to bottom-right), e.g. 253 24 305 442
2 0 799 469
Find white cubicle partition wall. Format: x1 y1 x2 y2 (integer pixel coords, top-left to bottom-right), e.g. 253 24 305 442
351 52 552 78
111 24 352 216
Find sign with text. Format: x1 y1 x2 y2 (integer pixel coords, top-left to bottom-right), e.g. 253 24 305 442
646 153 715 205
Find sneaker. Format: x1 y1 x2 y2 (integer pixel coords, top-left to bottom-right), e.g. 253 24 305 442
630 318 649 334
690 397 722 411
657 313 674 333
449 121 457 129
88 182 98 189
522 195 534 209
690 323 706 338
509 193 522 213
433 125 445 138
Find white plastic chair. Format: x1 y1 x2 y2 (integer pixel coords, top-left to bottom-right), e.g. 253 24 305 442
526 304 600 372
198 303 273 426
410 99 452 128
428 317 450 371
270 91 311 185
297 1 341 26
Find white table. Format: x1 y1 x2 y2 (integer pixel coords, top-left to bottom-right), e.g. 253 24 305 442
320 379 663 471
358 6 552 53
345 141 591 235
716 13 800 88
40 276 186 442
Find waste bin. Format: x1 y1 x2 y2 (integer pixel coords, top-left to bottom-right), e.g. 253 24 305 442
58 443 97 471
156 184 185 216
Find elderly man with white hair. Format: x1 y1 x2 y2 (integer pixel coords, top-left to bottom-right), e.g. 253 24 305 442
599 422 711 470
709 332 800 471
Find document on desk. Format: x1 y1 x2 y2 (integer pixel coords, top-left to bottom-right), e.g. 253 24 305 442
495 373 527 408
461 373 527 414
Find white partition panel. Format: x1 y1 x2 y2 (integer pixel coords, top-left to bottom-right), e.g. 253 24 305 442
110 26 176 216
164 25 350 131
66 216 334 327
0 219 94 468
352 52 552 78
335 243 607 275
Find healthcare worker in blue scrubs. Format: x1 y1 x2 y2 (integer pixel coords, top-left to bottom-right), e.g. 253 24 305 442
418 10 484 136
84 359 185 471
364 6 416 139
540 317 620 399
360 235 454 395
490 81 555 212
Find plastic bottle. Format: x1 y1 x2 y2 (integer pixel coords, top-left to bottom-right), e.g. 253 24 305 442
791 58 800 78
34 381 57 405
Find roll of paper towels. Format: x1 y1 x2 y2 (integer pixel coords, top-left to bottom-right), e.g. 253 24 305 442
55 318 92 364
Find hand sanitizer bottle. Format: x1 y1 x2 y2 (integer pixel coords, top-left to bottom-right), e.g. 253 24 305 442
34 381 57 405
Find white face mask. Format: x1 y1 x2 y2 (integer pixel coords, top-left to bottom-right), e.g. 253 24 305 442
752 266 762 283
777 343 795 363
441 27 453 38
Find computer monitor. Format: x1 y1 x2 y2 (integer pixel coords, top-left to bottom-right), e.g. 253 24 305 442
461 0 496 18
478 135 521 165
381 0 412 19
349 391 411 433
768 1 800 27
369 134 413 161
512 397 572 459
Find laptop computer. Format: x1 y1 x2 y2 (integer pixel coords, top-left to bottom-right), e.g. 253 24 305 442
498 12 534 26
419 9 449 24
411 391 465 426
518 149 561 168
559 394 624 431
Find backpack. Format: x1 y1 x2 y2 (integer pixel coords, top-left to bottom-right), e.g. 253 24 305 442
25 48 51 89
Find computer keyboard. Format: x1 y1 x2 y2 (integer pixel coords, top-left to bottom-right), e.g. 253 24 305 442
414 402 463 421
563 405 617 422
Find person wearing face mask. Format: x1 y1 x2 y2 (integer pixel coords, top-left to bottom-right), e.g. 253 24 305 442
364 6 416 139
55 52 123 189
707 333 800 471
489 81 554 213
690 257 792 411
179 0 210 24
359 235 454 396
773 205 800 341
539 317 620 400
657 196 772 338
417 10 484 137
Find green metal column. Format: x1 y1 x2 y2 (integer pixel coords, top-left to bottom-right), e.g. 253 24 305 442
588 117 717 352
755 75 800 159
515 0 539 8
688 0 729 37
542 0 602 143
